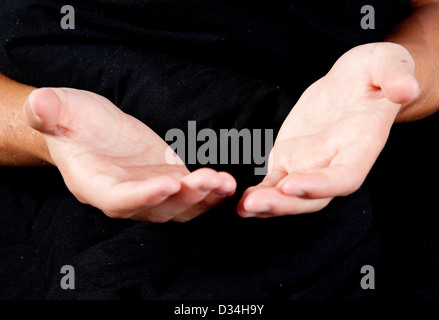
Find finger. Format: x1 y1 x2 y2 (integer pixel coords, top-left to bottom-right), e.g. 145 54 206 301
23 88 64 135
236 168 290 215
23 87 115 139
279 164 363 199
380 63 419 104
96 175 182 220
172 172 237 223
212 171 238 197
237 168 287 201
175 167 225 205
256 168 288 188
136 168 224 222
237 187 332 218
370 43 419 104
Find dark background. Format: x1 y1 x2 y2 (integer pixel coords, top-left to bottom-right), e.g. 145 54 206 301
0 0 437 300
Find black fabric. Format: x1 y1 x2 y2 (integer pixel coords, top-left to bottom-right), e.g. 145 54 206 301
0 166 377 299
370 112 439 300
1 0 436 300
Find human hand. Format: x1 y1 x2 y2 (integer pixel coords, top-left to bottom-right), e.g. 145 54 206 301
238 43 419 218
24 88 236 222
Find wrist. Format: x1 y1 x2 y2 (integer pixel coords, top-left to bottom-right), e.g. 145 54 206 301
0 74 54 166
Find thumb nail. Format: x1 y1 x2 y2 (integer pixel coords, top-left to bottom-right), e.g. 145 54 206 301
27 91 42 122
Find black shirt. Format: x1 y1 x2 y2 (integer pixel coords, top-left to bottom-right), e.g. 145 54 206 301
0 0 419 300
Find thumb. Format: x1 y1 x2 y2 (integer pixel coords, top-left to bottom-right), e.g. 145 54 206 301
23 88 64 135
372 43 420 104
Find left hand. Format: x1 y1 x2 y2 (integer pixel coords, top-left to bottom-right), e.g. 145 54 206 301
238 42 419 218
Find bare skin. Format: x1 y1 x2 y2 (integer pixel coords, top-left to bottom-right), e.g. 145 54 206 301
238 0 439 217
0 0 438 222
237 43 419 217
23 88 237 222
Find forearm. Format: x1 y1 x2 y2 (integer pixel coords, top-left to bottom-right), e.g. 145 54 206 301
385 1 439 122
0 73 53 166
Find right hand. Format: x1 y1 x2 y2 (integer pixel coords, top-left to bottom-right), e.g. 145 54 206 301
24 88 236 222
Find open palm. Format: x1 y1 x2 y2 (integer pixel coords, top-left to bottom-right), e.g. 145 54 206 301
24 88 236 222
238 43 419 218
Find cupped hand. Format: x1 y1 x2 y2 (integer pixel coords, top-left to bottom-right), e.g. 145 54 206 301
238 42 419 218
24 88 236 222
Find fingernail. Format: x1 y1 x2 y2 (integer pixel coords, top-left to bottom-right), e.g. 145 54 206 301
27 92 41 122
244 213 260 218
